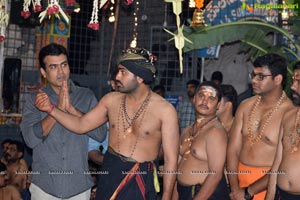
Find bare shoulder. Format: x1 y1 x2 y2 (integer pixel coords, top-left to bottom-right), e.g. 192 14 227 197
207 121 227 140
239 95 257 109
150 92 177 113
4 185 21 199
283 106 298 122
282 95 295 110
100 91 124 106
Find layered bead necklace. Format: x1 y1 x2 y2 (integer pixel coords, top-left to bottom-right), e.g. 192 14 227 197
290 108 300 153
247 92 286 145
117 90 152 158
181 116 218 160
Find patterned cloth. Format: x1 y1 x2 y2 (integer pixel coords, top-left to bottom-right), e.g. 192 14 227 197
176 99 195 131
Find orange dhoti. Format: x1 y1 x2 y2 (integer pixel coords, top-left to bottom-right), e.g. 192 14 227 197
238 162 270 200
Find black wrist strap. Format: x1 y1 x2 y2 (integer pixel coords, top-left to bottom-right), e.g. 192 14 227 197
244 187 254 200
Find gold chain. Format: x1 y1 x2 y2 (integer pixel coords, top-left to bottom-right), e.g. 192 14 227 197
117 91 151 158
247 92 286 145
181 116 218 160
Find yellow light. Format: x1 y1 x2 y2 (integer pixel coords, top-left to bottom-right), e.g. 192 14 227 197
130 38 137 48
108 13 115 23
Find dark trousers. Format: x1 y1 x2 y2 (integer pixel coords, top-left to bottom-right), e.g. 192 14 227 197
275 185 300 200
177 175 230 200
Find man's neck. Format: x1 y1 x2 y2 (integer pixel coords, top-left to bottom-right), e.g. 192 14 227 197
126 86 151 102
260 89 284 105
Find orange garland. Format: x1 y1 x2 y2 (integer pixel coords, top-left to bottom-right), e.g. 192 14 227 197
195 0 204 9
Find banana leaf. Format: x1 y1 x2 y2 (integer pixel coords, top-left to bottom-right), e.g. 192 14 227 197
183 21 300 53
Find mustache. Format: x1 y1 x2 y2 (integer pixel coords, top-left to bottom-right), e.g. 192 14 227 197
199 104 209 109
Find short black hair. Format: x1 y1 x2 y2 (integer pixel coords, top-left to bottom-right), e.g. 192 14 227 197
1 139 12 147
187 79 200 87
152 85 165 93
39 43 69 70
220 84 238 115
253 53 287 88
196 81 222 102
293 61 300 71
211 71 223 83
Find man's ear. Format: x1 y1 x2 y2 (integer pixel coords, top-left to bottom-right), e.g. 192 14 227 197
274 74 283 86
136 76 144 84
40 68 46 79
17 152 23 159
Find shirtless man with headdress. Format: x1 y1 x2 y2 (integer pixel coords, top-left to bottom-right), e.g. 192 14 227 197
266 61 300 200
175 81 230 200
35 47 179 200
227 53 294 200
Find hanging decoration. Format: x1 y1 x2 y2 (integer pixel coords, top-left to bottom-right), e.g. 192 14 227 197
88 0 135 30
21 0 42 19
88 0 100 30
191 0 206 27
39 0 69 24
164 0 192 74
22 0 69 24
0 0 9 42
130 0 139 48
88 0 116 30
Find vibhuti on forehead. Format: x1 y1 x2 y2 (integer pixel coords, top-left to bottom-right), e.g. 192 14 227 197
199 86 217 97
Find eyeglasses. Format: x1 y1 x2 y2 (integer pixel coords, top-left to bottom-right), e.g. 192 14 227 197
249 72 273 81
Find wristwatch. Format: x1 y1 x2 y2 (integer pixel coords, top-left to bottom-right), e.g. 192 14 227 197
244 187 254 200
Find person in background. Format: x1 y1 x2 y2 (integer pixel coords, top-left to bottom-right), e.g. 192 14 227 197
152 84 166 98
227 53 294 200
0 162 21 200
175 81 229 200
176 79 200 133
217 84 238 133
5 140 30 200
1 139 12 165
20 43 104 200
266 61 300 200
210 71 223 85
35 47 179 200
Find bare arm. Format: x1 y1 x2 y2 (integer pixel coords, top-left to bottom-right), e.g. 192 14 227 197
265 125 283 200
88 150 104 165
161 104 180 200
227 104 244 192
194 128 227 200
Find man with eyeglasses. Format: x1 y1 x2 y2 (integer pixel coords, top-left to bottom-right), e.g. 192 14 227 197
266 61 300 200
227 53 294 200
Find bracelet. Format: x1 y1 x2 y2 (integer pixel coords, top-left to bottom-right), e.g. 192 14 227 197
47 104 55 114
